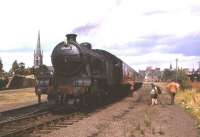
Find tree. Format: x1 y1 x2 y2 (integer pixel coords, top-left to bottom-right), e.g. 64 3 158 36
162 69 176 81
15 62 26 75
0 58 8 90
177 69 191 89
18 62 25 70
0 58 3 72
24 67 34 75
0 58 4 77
9 61 33 76
11 60 19 74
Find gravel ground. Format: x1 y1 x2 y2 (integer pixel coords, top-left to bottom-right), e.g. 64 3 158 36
42 84 199 137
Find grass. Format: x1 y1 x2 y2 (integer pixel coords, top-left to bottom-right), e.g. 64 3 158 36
176 88 200 127
140 129 145 135
144 113 151 127
135 123 141 131
0 88 47 109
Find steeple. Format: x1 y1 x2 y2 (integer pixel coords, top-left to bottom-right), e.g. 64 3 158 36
34 30 43 68
36 30 41 55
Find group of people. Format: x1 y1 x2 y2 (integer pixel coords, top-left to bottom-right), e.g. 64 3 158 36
150 80 180 105
130 80 180 105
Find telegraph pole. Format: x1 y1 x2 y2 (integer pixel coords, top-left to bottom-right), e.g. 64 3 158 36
176 58 178 82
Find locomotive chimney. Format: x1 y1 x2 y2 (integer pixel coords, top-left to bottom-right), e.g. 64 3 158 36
66 34 77 43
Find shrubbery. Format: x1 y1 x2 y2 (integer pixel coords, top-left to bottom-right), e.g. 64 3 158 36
0 78 8 90
162 69 191 90
177 69 191 90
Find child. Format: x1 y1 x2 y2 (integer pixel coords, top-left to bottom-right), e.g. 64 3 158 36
150 83 158 105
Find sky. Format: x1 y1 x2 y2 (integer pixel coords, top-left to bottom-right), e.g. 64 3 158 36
0 0 200 71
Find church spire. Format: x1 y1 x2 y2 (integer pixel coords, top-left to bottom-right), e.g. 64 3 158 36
34 30 43 68
36 30 41 54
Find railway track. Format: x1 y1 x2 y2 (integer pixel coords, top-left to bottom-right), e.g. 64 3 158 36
0 85 143 137
0 105 75 137
0 102 111 137
0 102 49 122
29 84 146 137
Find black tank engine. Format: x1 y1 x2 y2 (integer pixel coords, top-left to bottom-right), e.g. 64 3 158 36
47 34 140 104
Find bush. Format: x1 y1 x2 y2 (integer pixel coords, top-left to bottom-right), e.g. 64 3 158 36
177 70 191 89
0 78 8 90
0 79 3 89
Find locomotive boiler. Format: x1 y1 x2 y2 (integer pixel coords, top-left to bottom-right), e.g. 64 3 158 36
47 34 141 104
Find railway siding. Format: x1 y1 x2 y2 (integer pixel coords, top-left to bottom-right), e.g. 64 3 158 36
0 84 199 137
0 83 134 137
40 83 199 137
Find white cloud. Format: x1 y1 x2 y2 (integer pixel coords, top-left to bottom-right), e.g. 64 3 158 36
0 0 200 71
0 0 116 50
81 0 200 48
119 52 200 71
0 51 52 71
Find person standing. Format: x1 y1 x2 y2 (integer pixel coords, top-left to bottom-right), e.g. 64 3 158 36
150 83 158 105
166 80 180 105
130 83 135 97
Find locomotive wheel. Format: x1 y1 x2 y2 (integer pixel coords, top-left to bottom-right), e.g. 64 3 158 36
78 96 87 107
60 93 67 104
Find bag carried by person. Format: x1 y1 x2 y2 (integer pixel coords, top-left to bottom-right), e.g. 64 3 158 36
150 88 156 95
156 86 162 94
150 86 161 95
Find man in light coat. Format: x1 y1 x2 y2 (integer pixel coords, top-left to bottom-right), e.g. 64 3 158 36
166 80 180 105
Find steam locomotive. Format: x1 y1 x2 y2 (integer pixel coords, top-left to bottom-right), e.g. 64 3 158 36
47 34 141 104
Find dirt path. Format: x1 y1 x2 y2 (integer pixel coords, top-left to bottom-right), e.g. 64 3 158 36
41 84 199 137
